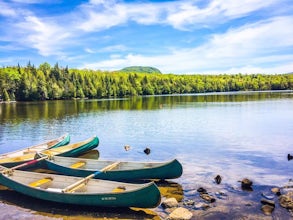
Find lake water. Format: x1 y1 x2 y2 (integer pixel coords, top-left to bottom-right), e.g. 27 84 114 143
0 91 292 219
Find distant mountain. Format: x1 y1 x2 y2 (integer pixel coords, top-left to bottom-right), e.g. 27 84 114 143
120 66 162 74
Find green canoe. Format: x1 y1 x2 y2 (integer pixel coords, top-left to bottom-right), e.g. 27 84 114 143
0 133 70 167
0 166 161 208
0 136 98 167
43 156 183 181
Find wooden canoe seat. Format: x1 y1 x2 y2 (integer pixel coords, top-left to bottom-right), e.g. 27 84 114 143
70 161 86 169
29 177 53 188
112 186 126 193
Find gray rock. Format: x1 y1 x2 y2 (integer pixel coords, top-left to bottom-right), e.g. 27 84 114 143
162 198 179 209
168 207 193 220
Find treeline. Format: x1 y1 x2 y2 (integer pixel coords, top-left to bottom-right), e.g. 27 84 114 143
0 62 292 101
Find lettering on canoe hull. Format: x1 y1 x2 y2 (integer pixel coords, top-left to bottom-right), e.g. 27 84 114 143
101 197 117 201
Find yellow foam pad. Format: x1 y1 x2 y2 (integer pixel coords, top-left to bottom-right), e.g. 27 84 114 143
112 186 126 193
29 177 53 187
70 161 86 169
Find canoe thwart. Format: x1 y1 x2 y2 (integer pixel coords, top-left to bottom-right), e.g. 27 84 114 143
62 174 95 193
101 162 120 172
65 183 87 193
29 177 53 188
70 161 86 169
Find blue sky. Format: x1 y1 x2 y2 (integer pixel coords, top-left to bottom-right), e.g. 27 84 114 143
0 0 293 74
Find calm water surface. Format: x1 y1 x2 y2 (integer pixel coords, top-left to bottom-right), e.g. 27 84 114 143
0 91 292 219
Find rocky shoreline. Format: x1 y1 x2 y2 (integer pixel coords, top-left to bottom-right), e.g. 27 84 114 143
156 177 293 219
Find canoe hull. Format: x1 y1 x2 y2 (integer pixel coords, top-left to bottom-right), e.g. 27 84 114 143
0 170 161 208
1 136 98 168
0 133 70 167
45 158 183 181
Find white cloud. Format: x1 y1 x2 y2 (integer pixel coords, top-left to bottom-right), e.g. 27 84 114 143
165 0 281 30
15 16 71 57
81 16 293 74
78 1 128 32
1 0 292 74
77 0 281 32
0 1 17 17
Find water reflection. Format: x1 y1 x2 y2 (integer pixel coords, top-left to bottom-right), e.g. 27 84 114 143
156 180 184 202
1 91 291 125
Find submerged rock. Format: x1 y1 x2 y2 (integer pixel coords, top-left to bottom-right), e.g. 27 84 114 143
214 175 222 184
279 194 293 209
124 145 131 151
168 207 193 220
261 204 275 215
197 187 207 194
144 147 151 155
241 178 253 190
200 193 216 203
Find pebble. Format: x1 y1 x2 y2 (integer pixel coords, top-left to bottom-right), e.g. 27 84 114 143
271 187 281 196
183 200 195 206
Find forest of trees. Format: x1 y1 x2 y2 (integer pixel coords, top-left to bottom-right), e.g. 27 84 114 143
0 62 292 101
